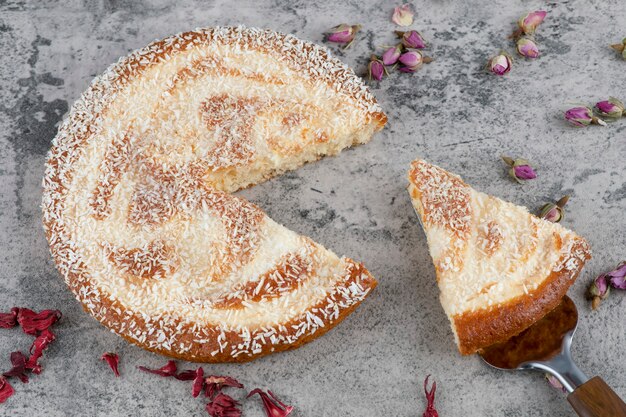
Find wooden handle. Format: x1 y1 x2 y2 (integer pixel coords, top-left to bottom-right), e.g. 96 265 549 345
567 376 626 417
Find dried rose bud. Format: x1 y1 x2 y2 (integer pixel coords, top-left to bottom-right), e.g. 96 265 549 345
382 44 402 66
3 352 29 384
16 308 61 335
392 4 414 26
0 377 14 404
248 389 294 417
595 97 625 119
502 156 537 183
137 360 178 377
607 262 626 290
545 374 567 393
0 308 19 329
422 375 439 417
206 393 242 417
565 106 606 127
205 375 244 399
539 195 569 223
488 52 512 76
25 328 56 374
516 38 539 58
518 11 547 35
397 30 427 49
325 24 361 47
368 56 386 81
610 38 626 59
101 352 120 377
398 50 432 72
587 274 610 310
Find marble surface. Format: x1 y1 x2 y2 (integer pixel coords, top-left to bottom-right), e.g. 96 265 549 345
0 0 625 416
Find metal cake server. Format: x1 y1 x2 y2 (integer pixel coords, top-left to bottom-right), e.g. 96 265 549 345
480 296 626 417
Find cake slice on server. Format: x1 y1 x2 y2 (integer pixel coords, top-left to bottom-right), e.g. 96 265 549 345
407 159 591 355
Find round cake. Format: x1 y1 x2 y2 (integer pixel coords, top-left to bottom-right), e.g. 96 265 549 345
42 26 386 362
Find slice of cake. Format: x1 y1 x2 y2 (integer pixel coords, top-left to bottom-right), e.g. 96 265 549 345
407 159 591 354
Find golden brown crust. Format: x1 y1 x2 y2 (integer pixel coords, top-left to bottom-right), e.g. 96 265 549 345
454 239 591 355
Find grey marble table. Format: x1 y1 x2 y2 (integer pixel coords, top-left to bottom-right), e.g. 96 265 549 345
0 0 625 416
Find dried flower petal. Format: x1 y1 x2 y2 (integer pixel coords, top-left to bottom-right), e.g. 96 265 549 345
398 50 432 72
488 53 512 76
539 196 569 223
422 375 439 417
545 374 567 393
205 375 244 399
0 377 14 404
518 11 547 35
137 360 178 377
516 38 540 58
587 274 611 310
248 389 294 417
0 308 19 329
392 4 414 26
3 352 29 383
175 369 198 381
191 367 204 398
16 308 61 335
101 352 120 377
398 30 426 49
607 262 626 290
325 24 361 48
565 106 606 127
206 393 242 417
382 44 402 66
595 97 625 119
502 156 536 183
25 328 55 374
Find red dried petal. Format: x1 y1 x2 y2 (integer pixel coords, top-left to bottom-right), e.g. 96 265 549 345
101 352 120 377
2 351 29 383
25 329 56 374
247 389 294 417
0 377 14 404
422 375 439 417
204 375 244 399
206 393 242 417
16 308 61 335
175 369 198 381
192 367 204 398
0 308 19 329
137 360 178 377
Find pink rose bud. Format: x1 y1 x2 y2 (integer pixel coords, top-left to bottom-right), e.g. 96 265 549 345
502 156 537 183
392 4 414 26
398 50 426 72
595 97 625 118
565 106 606 127
398 30 426 49
382 44 402 65
587 274 611 310
518 11 547 35
539 195 569 223
368 56 385 81
488 53 512 75
545 374 567 393
326 24 361 46
517 38 539 58
607 262 626 290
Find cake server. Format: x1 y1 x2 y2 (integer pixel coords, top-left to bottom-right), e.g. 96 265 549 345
480 296 626 417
